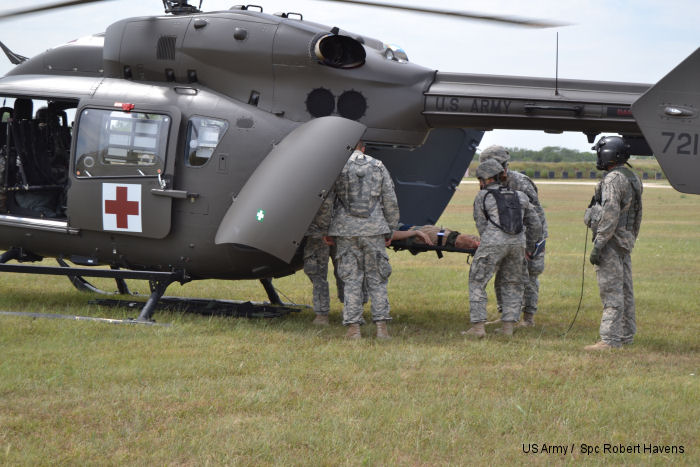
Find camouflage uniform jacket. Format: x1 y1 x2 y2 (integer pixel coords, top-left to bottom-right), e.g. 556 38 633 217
593 166 643 252
507 171 548 239
325 150 400 237
473 181 542 252
304 191 333 238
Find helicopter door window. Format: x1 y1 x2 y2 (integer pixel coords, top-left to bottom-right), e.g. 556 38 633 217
74 109 169 178
185 116 229 167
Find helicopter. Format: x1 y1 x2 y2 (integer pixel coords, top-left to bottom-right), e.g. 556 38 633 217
0 0 698 321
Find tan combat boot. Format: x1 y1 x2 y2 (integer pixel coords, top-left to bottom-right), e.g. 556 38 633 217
461 322 486 339
518 312 535 327
345 323 361 339
375 321 390 339
584 341 613 351
494 321 514 336
312 313 329 326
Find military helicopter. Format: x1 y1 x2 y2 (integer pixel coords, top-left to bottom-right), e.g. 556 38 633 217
0 0 698 321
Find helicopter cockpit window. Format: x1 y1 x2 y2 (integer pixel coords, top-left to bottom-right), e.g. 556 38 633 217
74 108 169 178
185 116 229 167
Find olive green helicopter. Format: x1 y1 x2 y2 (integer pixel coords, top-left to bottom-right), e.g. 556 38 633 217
0 0 697 322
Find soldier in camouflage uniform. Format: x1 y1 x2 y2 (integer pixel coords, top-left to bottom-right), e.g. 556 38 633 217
303 194 335 325
479 145 548 327
584 136 642 350
322 141 400 339
463 159 542 338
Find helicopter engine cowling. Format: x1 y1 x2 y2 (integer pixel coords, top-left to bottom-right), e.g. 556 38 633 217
99 9 434 147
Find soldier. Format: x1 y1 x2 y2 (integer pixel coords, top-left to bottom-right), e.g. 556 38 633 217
322 141 400 339
303 194 335 325
463 159 542 338
479 145 548 327
583 136 642 350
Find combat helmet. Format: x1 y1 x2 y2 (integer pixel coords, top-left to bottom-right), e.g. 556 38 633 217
592 136 630 170
478 145 510 166
476 159 505 180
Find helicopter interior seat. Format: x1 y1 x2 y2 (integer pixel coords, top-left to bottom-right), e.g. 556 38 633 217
5 99 63 219
0 107 12 145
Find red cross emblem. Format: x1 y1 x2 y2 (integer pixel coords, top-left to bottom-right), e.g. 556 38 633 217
102 183 142 232
105 186 139 228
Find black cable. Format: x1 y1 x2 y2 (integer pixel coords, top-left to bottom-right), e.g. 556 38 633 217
560 226 589 337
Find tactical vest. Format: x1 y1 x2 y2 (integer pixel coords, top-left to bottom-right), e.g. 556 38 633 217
337 155 381 218
483 186 523 235
612 166 642 231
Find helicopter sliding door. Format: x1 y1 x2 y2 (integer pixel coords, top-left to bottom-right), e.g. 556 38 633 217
67 105 181 239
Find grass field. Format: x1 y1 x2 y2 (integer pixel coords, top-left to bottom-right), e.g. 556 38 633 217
1 181 699 465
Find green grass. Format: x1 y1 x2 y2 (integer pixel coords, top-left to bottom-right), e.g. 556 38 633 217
1 183 698 465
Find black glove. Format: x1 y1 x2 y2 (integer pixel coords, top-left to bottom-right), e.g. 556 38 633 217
589 245 602 265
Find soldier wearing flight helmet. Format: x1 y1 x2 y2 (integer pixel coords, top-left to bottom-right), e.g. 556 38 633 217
584 136 643 350
479 145 548 327
463 159 542 338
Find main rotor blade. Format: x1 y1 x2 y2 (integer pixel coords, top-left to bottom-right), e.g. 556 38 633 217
317 0 570 28
0 0 111 20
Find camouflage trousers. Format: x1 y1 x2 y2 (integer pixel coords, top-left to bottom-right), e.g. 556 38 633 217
303 237 331 314
469 243 525 323
595 244 636 347
495 245 545 315
334 235 392 325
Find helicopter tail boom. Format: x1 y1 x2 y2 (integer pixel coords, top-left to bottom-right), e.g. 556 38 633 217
632 47 700 194
424 72 648 137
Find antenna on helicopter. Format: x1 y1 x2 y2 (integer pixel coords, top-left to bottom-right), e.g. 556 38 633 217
162 0 202 15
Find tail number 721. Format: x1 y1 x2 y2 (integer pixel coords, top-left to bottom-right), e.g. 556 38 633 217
662 132 700 155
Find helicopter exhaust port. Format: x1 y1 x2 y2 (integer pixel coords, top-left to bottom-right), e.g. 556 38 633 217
312 33 366 69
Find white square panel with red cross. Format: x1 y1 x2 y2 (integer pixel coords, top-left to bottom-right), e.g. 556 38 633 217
102 183 142 233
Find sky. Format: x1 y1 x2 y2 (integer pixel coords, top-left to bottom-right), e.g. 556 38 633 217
0 0 698 152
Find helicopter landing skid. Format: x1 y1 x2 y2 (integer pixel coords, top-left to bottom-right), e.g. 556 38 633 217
56 258 134 296
90 296 303 319
0 262 188 323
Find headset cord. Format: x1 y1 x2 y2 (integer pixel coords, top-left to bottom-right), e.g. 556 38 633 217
560 226 589 337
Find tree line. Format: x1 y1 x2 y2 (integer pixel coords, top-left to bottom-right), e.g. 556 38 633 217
504 146 596 162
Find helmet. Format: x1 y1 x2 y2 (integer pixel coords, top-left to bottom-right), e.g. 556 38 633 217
476 159 505 180
592 136 630 170
478 145 510 165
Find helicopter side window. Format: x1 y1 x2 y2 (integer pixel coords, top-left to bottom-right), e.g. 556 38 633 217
74 108 169 178
185 116 229 167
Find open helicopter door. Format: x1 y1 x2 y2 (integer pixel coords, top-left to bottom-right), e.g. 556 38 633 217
632 47 700 194
215 116 366 263
67 101 181 238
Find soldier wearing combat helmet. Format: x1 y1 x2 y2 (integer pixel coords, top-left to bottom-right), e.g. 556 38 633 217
463 159 542 338
584 136 643 350
322 141 400 339
478 145 548 327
